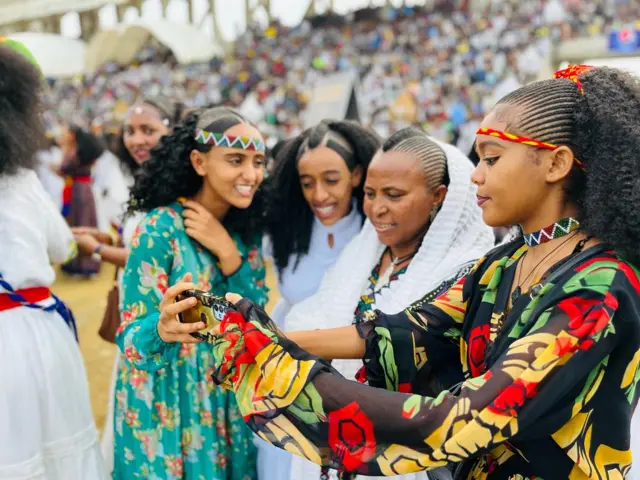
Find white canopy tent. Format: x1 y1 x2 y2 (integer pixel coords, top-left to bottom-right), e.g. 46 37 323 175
8 32 87 78
0 0 124 26
85 19 223 72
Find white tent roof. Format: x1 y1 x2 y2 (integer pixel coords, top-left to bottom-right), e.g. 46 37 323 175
8 32 86 78
85 19 223 72
0 0 125 26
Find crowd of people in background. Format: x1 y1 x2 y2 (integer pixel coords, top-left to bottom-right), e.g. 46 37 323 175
44 0 639 154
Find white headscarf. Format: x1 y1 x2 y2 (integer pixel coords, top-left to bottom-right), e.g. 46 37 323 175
284 138 494 480
285 137 495 343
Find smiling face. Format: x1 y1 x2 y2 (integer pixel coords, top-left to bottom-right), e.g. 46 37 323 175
472 105 577 231
123 105 170 165
190 122 266 209
297 146 362 226
364 150 447 250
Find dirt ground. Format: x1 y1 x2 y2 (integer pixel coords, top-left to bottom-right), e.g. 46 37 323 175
52 262 280 432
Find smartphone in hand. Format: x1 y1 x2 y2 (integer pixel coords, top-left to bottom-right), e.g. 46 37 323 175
175 289 237 342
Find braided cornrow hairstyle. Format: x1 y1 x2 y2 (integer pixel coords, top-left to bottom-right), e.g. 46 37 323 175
128 106 265 241
496 67 640 265
265 120 382 273
382 127 451 189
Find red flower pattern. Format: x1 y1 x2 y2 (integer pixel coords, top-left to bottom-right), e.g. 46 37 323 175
467 323 490 377
488 378 538 416
328 402 377 471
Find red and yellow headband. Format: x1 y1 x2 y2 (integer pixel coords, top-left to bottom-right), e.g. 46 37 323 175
475 65 594 172
476 128 587 171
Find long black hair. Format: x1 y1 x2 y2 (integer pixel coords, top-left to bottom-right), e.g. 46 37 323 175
265 120 381 273
128 106 264 242
496 67 640 265
0 44 45 175
70 125 104 166
116 96 184 176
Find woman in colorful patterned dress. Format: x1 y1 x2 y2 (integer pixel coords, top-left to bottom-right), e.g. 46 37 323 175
114 107 267 479
72 97 183 476
191 66 640 478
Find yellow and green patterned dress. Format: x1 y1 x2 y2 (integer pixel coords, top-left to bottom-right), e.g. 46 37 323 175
212 240 640 479
114 203 267 479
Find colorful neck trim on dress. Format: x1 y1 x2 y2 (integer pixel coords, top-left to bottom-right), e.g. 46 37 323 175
476 127 587 171
194 129 265 152
523 217 580 247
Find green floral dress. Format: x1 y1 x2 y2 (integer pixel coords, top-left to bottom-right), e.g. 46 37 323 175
114 203 267 479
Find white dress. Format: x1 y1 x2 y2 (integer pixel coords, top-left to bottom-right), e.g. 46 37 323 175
0 168 105 479
92 151 130 233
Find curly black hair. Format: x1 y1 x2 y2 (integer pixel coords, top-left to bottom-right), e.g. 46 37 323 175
497 67 640 265
0 44 46 176
116 96 184 176
265 120 382 273
128 106 264 242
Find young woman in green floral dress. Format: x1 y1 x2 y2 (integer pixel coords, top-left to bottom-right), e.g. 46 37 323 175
160 66 640 478
114 107 267 479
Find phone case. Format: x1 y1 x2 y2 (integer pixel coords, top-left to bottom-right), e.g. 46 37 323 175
176 290 237 342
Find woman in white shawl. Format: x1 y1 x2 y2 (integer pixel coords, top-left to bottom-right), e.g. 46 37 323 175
284 127 495 480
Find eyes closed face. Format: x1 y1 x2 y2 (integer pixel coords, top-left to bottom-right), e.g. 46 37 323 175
472 106 552 228
363 150 442 249
123 107 170 165
194 123 266 209
297 146 362 226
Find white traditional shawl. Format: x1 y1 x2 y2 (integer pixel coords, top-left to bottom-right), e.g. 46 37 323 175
285 137 495 346
284 138 494 480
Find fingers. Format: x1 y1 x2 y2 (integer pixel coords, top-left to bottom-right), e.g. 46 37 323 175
183 200 207 214
182 209 204 222
225 293 243 304
159 281 196 309
162 296 198 318
181 272 193 283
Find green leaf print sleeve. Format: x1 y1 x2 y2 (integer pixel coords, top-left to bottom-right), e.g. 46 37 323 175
211 258 640 477
225 235 268 307
117 211 180 371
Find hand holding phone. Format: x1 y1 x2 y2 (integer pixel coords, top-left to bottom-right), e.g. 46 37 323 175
175 289 237 342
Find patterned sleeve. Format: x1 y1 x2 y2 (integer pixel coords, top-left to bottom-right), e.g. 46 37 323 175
211 261 630 476
356 260 478 395
117 211 179 371
226 233 269 307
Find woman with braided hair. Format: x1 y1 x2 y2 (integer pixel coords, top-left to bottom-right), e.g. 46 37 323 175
279 127 494 480
113 106 267 478
261 120 381 480
164 65 640 478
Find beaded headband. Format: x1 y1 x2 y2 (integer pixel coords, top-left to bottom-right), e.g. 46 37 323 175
194 129 266 152
476 127 587 172
553 64 594 95
127 104 170 126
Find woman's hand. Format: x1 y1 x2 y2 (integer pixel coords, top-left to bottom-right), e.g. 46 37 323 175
157 273 206 343
71 227 113 245
182 200 241 275
75 234 100 256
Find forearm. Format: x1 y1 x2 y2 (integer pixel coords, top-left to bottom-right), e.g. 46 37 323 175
98 245 129 268
286 326 365 360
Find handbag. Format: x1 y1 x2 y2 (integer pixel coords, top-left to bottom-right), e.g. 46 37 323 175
98 267 120 343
